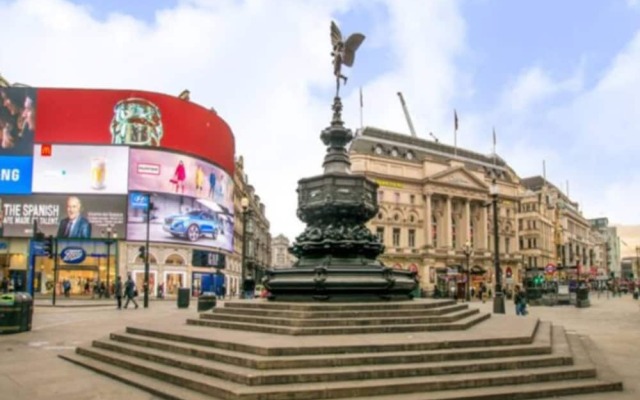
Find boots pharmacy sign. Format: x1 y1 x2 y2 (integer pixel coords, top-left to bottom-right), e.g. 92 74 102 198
60 247 87 264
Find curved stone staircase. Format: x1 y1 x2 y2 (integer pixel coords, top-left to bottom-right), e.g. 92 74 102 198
60 299 623 400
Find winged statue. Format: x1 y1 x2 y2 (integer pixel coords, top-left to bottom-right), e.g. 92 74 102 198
331 21 365 96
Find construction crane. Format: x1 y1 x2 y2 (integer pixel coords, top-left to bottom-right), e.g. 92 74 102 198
396 92 417 137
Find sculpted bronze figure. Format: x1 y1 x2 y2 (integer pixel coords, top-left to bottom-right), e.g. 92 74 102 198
331 21 365 96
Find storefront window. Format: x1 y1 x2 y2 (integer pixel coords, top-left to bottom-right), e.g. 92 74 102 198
164 272 185 295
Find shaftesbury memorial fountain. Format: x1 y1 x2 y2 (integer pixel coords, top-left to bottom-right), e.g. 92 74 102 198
263 21 417 301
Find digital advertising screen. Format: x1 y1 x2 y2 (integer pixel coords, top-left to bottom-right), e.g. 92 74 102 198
0 87 36 156
127 192 233 253
34 88 235 174
32 144 129 194
128 148 233 211
0 194 127 238
0 156 33 194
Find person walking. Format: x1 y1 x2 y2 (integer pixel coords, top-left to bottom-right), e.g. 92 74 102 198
514 285 528 316
123 275 139 309
114 276 123 310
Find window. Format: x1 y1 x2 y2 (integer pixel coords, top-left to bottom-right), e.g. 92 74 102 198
519 237 524 250
374 146 383 155
392 228 401 247
376 227 384 244
408 229 415 248
432 216 438 246
505 237 510 254
406 151 414 160
391 148 399 157
409 194 415 204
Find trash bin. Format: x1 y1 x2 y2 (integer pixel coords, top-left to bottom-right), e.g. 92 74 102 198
0 292 33 334
177 288 190 309
197 292 217 312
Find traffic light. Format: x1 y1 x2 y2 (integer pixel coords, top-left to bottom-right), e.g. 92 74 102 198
43 235 54 259
138 246 146 260
533 275 544 286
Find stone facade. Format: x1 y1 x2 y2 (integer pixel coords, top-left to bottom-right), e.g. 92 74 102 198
349 126 621 294
271 234 296 268
349 127 522 297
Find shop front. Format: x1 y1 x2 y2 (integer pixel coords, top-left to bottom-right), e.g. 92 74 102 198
191 249 226 297
41 239 119 297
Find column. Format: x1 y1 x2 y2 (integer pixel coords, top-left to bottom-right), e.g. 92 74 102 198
463 199 471 245
444 196 452 248
479 203 488 251
424 193 432 248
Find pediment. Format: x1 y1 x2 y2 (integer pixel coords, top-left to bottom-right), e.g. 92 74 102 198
429 167 488 190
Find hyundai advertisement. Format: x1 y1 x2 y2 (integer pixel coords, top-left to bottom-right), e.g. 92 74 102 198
0 194 127 238
127 192 233 252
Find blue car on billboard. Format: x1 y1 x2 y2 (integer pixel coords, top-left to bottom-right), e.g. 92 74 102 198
163 210 220 242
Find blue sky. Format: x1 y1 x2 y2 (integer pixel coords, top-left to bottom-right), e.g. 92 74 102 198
1 0 639 239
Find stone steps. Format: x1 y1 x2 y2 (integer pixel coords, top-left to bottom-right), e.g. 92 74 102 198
107 330 551 370
59 348 599 400
59 299 623 400
85 327 568 385
222 299 456 311
124 322 536 356
211 303 468 319
186 310 490 335
200 307 480 327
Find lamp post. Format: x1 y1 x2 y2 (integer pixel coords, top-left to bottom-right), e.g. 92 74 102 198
490 179 505 314
462 241 473 302
143 195 154 309
240 197 250 299
102 224 117 299
635 246 639 281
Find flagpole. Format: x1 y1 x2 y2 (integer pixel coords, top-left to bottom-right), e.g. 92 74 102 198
492 127 497 166
454 110 458 158
359 87 364 130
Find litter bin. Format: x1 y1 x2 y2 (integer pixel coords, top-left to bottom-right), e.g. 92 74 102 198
0 292 33 334
197 292 217 312
177 288 190 309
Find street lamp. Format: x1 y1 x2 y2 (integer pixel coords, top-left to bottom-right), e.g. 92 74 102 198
240 197 250 299
490 179 505 314
102 225 117 299
143 195 154 309
462 241 473 301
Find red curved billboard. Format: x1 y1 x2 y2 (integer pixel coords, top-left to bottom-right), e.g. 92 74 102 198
34 88 235 174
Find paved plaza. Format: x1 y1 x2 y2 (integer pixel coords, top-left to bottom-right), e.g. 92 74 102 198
0 294 638 400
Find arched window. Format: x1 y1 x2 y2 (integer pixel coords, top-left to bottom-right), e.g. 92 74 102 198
135 253 157 264
405 151 414 160
432 215 438 247
451 215 457 249
165 254 185 265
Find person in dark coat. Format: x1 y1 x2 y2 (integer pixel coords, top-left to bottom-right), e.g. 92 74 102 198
114 276 123 309
242 275 255 299
123 275 139 309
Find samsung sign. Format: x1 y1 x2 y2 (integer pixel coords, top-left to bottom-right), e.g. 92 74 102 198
60 247 87 264
0 156 33 194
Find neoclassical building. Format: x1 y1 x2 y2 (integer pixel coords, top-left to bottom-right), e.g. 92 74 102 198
270 234 297 269
349 127 522 296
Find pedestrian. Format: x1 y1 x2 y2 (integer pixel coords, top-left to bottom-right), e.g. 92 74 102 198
114 276 123 309
0 276 8 293
243 275 255 299
514 285 527 316
123 275 139 309
99 282 106 299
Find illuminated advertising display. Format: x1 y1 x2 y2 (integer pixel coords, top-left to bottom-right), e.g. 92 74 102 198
128 148 233 209
0 87 36 156
0 194 127 238
32 144 129 194
35 88 235 174
0 156 33 194
127 192 233 252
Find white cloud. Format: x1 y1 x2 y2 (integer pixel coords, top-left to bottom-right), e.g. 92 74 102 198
0 0 468 240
